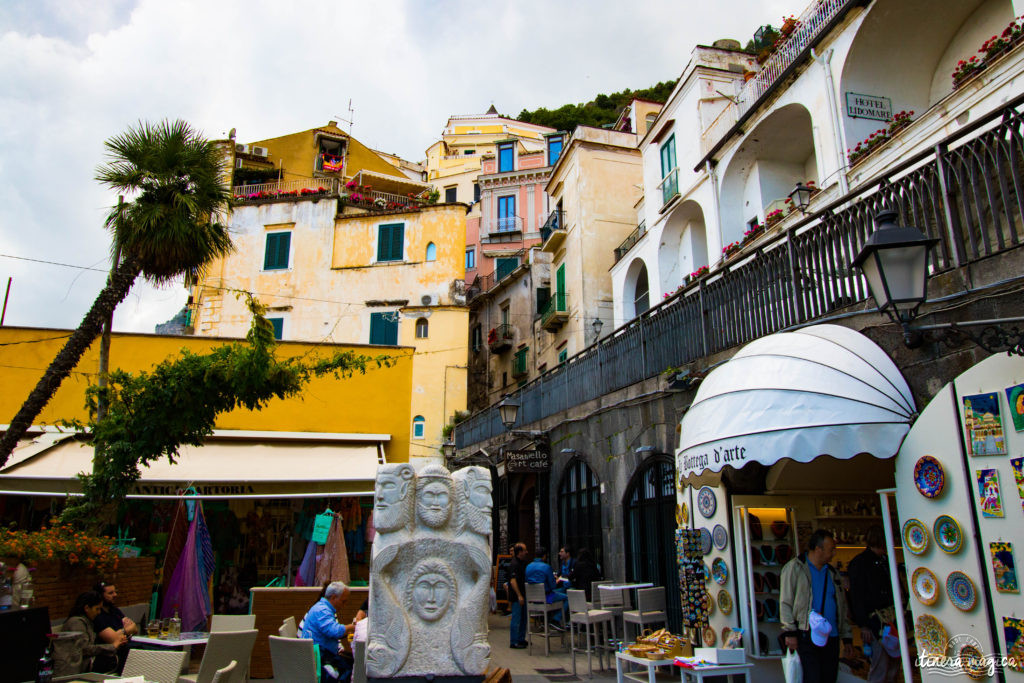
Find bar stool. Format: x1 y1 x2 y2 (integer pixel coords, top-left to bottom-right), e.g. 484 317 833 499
567 589 614 677
526 583 565 656
622 587 667 643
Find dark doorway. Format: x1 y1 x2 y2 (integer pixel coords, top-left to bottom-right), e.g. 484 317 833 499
558 459 604 570
624 456 680 631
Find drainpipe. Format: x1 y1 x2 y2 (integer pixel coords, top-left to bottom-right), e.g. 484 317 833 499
812 48 850 196
705 160 722 260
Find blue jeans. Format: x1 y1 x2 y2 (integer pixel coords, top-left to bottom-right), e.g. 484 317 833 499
510 600 526 644
551 590 568 624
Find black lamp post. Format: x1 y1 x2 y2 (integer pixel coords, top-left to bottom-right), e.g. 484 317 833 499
788 182 814 214
497 397 520 431
592 317 604 341
441 441 456 460
853 210 1024 354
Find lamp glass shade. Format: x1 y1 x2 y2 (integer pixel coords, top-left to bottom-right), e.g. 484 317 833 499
878 243 929 313
789 183 812 210
441 441 456 458
497 398 519 429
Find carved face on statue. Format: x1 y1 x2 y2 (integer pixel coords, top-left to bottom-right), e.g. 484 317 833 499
455 467 492 535
416 465 454 529
374 463 415 532
407 560 456 623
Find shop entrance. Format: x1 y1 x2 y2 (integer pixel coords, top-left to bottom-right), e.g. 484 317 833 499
558 458 604 570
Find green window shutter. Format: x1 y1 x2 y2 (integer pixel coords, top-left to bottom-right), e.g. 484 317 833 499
264 232 291 270
495 257 519 281
558 349 568 364
556 263 565 295
370 312 399 345
378 224 404 262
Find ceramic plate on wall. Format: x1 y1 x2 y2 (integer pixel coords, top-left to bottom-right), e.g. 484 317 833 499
933 515 963 554
912 567 940 606
713 524 728 550
946 571 978 611
914 455 945 498
712 557 729 585
697 486 717 518
902 519 929 555
960 645 987 680
702 626 717 647
717 589 733 614
915 615 948 657
699 527 713 555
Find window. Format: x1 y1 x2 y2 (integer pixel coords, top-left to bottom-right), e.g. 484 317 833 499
465 248 476 270
659 134 678 206
501 305 510 326
497 195 516 232
633 264 650 317
547 135 564 166
473 183 481 202
369 311 399 345
377 223 404 262
558 349 568 364
425 242 436 262
559 459 603 570
263 232 291 270
464 149 476 155
495 257 518 281
471 324 482 352
415 317 429 338
498 142 514 172
413 415 425 439
268 317 284 340
445 186 457 203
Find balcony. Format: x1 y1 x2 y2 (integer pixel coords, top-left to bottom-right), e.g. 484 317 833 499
614 221 647 263
540 209 566 252
540 292 568 331
512 347 529 378
659 169 679 209
481 216 524 244
488 323 514 352
232 177 341 203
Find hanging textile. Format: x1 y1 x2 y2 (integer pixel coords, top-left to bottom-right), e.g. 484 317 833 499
365 511 375 544
160 502 189 595
295 540 318 587
161 515 210 631
195 507 216 614
313 513 350 587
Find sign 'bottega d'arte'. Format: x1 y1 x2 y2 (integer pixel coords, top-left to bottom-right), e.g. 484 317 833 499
845 92 892 121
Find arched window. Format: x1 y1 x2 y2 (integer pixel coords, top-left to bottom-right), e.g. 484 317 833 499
633 264 650 316
558 459 603 569
415 318 429 338
425 242 437 262
624 457 679 630
412 415 425 439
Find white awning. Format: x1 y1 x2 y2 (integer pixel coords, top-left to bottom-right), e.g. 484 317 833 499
676 324 915 479
0 432 386 498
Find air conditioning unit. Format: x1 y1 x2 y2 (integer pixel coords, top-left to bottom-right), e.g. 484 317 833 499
251 146 269 158
235 143 250 154
421 294 435 306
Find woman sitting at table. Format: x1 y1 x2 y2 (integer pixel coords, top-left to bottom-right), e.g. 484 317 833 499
62 591 121 674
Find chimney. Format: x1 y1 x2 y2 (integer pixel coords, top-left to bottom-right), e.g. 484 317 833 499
328 120 338 127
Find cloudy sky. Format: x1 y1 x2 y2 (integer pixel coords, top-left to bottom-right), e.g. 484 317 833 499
0 0 787 333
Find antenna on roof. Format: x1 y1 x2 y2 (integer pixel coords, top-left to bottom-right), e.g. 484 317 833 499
333 100 356 181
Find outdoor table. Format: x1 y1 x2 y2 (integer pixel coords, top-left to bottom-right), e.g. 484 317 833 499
674 660 753 683
131 631 209 672
616 651 676 683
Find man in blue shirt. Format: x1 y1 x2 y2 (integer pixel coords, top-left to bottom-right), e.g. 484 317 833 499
525 547 568 627
302 581 354 682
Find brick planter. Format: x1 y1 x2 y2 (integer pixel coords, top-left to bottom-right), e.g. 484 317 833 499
31 556 156 622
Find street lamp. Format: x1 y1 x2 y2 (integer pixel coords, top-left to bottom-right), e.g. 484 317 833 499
592 317 604 340
441 441 456 459
497 396 520 430
853 210 1024 354
788 182 814 214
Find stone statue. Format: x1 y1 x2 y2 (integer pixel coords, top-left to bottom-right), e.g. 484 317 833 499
368 464 492 681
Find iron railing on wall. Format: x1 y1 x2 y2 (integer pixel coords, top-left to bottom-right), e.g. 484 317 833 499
456 93 1024 450
614 221 648 263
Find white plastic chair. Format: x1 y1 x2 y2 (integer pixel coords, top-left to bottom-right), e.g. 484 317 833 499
269 634 318 681
526 582 565 656
180 629 258 683
567 589 614 677
122 648 188 683
622 586 667 643
210 614 256 631
279 615 298 638
121 602 150 631
210 659 236 683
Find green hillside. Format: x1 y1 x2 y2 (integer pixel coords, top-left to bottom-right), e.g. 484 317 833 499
516 80 678 132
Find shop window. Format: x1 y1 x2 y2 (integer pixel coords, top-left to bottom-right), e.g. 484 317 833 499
415 317 429 338
369 311 398 345
425 242 436 262
263 231 291 270
624 457 680 631
267 317 284 340
498 142 515 172
413 415 425 439
377 223 404 262
445 186 458 203
558 459 603 569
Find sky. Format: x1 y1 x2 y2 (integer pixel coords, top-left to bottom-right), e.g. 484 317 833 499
0 0 788 334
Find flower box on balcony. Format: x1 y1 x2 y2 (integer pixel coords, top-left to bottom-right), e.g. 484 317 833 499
487 324 514 352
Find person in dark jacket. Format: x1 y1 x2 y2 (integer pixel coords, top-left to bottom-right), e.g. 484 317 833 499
63 591 119 674
847 526 898 683
508 542 529 648
569 548 602 601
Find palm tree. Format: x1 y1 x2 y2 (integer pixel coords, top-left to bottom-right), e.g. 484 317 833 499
0 119 233 463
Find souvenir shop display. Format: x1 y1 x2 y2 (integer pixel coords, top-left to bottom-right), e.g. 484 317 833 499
911 567 940 606
990 541 1020 593
945 571 977 611
1011 457 1024 512
717 589 733 615
737 506 798 657
712 524 728 550
711 557 729 585
902 518 929 555
915 614 949 657
699 527 713 555
1005 617 1024 672
963 392 1007 456
976 469 1005 518
959 644 987 680
676 528 710 629
1005 383 1024 431
933 515 963 554
697 486 717 518
702 626 717 647
913 455 945 498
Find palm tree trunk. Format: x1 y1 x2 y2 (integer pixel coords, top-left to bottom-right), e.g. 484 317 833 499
0 256 141 465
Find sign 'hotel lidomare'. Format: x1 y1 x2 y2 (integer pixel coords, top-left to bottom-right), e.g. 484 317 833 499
845 92 892 121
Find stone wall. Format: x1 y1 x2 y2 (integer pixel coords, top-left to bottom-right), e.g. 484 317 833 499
32 556 156 623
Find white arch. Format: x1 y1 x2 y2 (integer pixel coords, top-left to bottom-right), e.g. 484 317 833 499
659 200 708 294
623 258 651 320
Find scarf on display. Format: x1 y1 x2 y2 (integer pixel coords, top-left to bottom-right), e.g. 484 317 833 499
161 512 210 631
314 512 350 587
295 540 318 587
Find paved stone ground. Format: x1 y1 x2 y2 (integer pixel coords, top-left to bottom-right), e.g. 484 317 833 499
486 611 618 682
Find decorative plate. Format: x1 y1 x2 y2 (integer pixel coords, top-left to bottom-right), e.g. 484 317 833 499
712 557 729 585
697 486 717 518
946 571 978 611
721 626 732 644
912 567 940 606
717 589 733 614
914 455 945 498
706 591 715 615
915 614 948 657
960 644 987 680
702 626 717 647
713 524 728 550
699 527 713 555
703 563 711 582
902 518 929 555
934 515 963 554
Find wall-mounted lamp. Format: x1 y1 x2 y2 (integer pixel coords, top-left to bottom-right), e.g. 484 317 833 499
788 182 814 214
592 317 604 339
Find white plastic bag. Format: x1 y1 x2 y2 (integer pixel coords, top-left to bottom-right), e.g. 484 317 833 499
782 649 803 683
